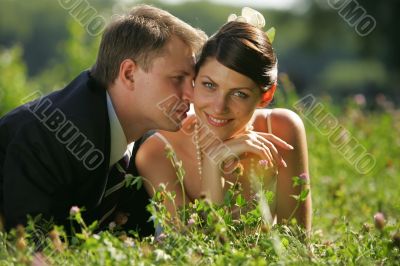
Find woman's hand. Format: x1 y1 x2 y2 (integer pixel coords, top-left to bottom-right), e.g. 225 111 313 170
199 130 293 204
219 131 294 172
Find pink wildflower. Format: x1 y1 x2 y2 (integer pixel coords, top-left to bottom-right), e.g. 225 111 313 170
299 173 309 180
156 233 167 242
188 218 195 226
69 206 80 216
354 94 366 106
374 212 385 230
258 160 268 168
109 221 116 230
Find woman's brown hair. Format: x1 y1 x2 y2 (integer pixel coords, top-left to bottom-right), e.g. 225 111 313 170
196 21 277 92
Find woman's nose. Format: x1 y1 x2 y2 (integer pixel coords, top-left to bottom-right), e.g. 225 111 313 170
213 94 229 114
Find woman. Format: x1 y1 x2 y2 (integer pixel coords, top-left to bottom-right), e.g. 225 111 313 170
136 9 311 230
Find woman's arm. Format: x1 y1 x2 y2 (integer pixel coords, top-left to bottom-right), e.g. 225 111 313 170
135 134 190 216
200 128 294 205
270 108 312 231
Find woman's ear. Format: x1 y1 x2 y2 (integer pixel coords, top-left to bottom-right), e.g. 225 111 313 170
258 83 277 107
118 59 136 90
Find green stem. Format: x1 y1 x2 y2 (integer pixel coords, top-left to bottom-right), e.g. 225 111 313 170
288 199 301 223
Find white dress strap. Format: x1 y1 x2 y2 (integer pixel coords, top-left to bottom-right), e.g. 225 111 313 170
153 132 172 146
153 132 179 161
266 109 273 133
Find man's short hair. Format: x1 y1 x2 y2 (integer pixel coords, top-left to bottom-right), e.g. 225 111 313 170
91 4 207 87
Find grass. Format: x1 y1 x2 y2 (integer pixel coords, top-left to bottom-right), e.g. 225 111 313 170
0 92 399 265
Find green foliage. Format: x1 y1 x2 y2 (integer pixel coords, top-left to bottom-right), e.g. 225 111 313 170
1 0 398 101
319 60 388 93
0 1 399 264
1 92 399 264
265 27 276 44
0 46 37 116
235 194 246 208
61 19 101 81
32 18 101 92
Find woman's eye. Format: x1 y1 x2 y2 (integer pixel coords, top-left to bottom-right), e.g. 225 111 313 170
232 91 249 99
202 82 215 89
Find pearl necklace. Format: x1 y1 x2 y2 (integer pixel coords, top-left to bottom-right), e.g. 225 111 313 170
193 121 202 178
193 119 253 179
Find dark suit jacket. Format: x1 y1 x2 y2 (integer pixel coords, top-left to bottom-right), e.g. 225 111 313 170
0 71 153 235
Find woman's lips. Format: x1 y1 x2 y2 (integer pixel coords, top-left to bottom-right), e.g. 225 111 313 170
205 113 231 127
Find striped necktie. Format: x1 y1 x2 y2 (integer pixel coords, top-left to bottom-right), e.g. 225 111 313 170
97 154 130 227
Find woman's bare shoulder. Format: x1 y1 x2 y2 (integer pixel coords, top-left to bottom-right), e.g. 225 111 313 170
135 133 168 170
253 108 306 140
136 115 195 176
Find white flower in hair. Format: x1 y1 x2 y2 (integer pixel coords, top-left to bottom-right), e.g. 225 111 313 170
227 7 266 29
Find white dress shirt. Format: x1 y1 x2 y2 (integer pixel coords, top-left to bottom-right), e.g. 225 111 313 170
106 92 134 167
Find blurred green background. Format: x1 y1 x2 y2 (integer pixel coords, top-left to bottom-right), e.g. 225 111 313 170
0 2 399 258
1 0 399 116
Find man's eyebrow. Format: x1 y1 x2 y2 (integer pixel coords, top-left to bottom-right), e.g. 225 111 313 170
173 70 193 76
182 71 192 76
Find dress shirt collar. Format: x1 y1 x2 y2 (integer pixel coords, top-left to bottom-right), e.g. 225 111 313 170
106 92 134 167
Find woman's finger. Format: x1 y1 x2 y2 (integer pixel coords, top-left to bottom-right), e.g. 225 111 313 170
260 142 275 167
224 133 280 167
257 136 287 168
247 142 273 164
256 132 294 150
256 135 278 164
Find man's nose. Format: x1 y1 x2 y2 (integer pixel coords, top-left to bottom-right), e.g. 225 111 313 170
181 79 194 102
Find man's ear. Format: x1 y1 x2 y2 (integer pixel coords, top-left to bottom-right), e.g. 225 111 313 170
118 59 137 89
258 83 277 107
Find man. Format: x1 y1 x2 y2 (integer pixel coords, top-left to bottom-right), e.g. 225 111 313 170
0 5 206 235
